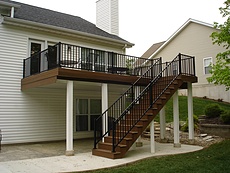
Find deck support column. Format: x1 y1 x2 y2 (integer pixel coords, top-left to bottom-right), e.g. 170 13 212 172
102 83 108 141
188 82 194 141
173 91 181 148
66 81 74 156
150 120 155 153
160 106 166 140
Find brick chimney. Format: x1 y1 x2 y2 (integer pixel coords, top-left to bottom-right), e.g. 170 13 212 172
96 0 119 36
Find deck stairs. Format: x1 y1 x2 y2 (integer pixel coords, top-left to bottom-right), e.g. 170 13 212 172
92 54 196 159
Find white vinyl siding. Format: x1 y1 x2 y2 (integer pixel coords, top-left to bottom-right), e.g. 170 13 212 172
111 0 119 35
96 0 110 33
96 0 119 35
203 57 212 74
0 23 127 144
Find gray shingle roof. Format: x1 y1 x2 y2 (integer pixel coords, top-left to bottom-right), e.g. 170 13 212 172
0 0 130 43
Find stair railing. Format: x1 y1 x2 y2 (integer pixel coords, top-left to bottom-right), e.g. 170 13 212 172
93 57 162 148
94 53 195 152
111 53 195 152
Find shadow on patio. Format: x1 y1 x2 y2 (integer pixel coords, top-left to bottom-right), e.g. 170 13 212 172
0 138 93 162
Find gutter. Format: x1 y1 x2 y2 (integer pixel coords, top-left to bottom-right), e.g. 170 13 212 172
3 16 134 48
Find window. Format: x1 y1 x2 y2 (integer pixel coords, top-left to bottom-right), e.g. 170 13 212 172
76 99 101 131
203 57 212 74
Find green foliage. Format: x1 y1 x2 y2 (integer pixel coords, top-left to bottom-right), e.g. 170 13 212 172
181 115 199 132
126 59 135 74
93 140 230 173
204 104 223 118
221 110 230 123
154 96 230 123
208 0 230 90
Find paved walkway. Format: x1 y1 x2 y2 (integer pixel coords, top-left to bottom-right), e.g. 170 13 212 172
0 139 203 173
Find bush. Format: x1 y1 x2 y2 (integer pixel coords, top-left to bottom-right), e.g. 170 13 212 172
181 115 199 132
204 104 223 118
220 110 230 124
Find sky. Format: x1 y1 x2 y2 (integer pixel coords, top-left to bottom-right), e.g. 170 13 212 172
13 0 226 57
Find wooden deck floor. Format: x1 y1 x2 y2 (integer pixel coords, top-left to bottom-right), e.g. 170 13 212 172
21 67 197 90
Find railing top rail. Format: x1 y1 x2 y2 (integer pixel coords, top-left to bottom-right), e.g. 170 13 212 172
23 42 154 62
23 42 158 78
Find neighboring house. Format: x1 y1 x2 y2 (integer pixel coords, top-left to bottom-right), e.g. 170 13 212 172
142 18 230 102
0 0 198 159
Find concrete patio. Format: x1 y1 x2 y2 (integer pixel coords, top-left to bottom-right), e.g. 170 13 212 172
0 138 203 173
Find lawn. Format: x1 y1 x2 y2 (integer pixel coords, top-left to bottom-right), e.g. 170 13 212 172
89 140 230 173
154 96 230 122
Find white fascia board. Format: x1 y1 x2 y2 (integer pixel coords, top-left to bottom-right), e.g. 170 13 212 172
3 16 134 48
148 18 214 60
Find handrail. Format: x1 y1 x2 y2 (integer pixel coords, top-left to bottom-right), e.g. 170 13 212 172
93 53 196 152
93 57 162 148
23 42 155 78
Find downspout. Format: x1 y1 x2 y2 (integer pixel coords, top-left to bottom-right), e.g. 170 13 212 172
11 7 14 18
122 44 127 54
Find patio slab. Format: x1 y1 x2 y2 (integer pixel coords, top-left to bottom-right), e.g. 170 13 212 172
0 139 203 173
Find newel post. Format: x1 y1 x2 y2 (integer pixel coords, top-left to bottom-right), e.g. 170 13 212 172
178 53 182 74
58 42 62 67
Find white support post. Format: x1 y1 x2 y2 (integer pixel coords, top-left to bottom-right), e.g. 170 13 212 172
150 121 155 153
160 106 166 140
173 91 181 148
188 82 194 140
102 83 108 141
66 81 74 156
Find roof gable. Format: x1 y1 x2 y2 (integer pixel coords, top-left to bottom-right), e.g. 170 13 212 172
141 41 165 58
147 18 214 59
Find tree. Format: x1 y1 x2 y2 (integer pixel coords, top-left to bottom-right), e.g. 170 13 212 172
208 0 230 90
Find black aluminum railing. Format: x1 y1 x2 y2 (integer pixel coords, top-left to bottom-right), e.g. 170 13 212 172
94 53 195 152
23 42 155 78
93 57 162 148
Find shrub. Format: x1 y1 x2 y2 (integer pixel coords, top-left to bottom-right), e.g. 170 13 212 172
220 110 230 124
181 115 199 132
204 104 223 118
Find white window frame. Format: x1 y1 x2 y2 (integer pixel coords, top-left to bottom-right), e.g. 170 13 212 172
203 57 213 75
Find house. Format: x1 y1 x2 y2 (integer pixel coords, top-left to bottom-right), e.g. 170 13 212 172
0 0 131 147
142 18 230 102
0 0 197 159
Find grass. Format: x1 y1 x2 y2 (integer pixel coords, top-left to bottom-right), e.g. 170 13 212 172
154 96 230 122
88 140 230 173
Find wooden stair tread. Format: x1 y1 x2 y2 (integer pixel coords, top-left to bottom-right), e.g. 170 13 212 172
126 118 148 121
93 148 121 154
115 130 138 134
106 136 132 141
92 148 121 159
100 142 127 148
